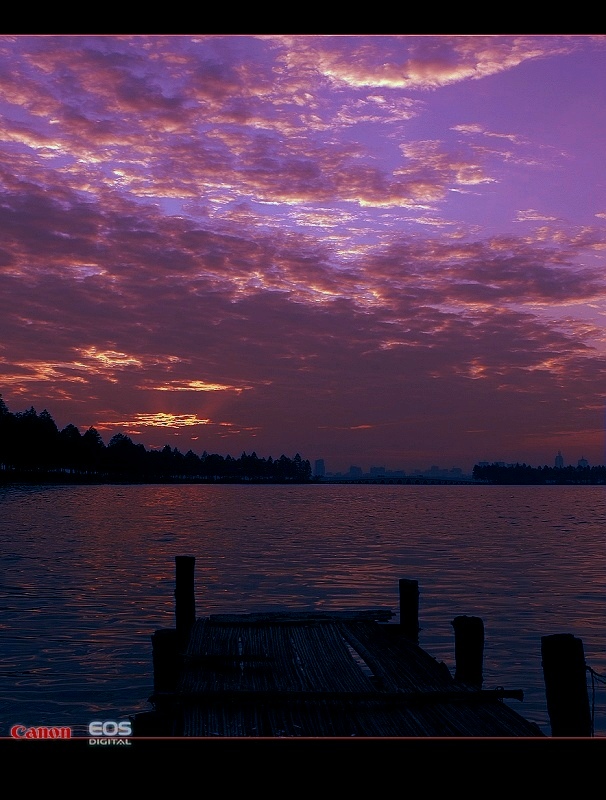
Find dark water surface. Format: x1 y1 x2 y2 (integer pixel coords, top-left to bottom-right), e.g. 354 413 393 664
1 483 605 737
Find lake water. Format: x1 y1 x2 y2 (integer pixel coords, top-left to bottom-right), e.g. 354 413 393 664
1 482 605 738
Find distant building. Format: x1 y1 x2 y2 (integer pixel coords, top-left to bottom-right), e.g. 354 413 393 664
369 466 385 477
314 459 326 477
578 456 589 468
348 465 363 477
555 451 564 469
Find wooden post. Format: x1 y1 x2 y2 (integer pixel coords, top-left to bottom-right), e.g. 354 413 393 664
452 615 484 688
541 634 592 737
399 579 419 643
152 628 179 694
175 555 195 648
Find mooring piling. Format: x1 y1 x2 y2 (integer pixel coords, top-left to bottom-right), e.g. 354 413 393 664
398 578 420 643
451 615 484 688
541 633 592 737
151 627 179 694
175 555 196 648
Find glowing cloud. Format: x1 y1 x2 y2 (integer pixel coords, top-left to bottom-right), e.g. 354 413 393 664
145 380 250 393
100 413 212 429
78 348 143 369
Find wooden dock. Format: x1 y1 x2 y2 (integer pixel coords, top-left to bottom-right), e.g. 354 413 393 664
133 557 546 737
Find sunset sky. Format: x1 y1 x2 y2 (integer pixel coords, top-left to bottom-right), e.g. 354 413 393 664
1 34 605 473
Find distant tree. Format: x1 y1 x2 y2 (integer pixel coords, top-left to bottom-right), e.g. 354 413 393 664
81 427 105 473
473 461 606 485
106 433 147 476
13 407 40 469
202 452 225 480
297 454 312 481
0 395 316 483
223 454 238 478
171 447 185 478
183 449 201 477
38 409 59 469
239 450 264 480
0 395 16 469
159 444 175 477
292 453 311 481
57 424 82 473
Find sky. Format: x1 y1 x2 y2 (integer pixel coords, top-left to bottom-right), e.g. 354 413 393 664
1 34 605 474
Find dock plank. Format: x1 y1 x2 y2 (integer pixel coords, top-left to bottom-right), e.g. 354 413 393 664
155 612 545 737
134 564 546 737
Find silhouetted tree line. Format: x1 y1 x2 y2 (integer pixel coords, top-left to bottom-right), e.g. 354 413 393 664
0 396 312 483
473 462 606 485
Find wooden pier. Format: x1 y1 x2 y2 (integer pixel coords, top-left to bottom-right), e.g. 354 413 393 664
133 558 547 737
